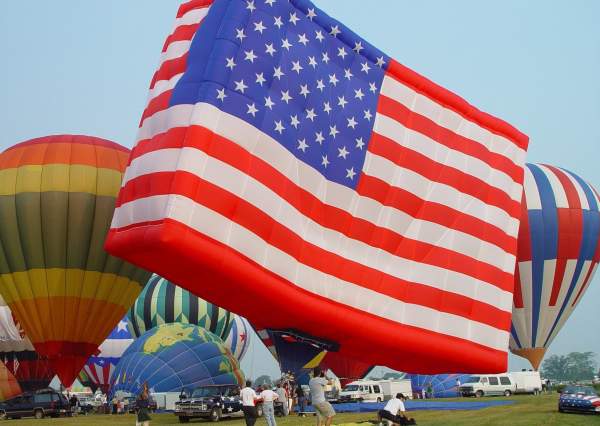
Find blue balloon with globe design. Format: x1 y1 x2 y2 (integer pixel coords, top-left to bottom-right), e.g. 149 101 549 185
110 323 244 396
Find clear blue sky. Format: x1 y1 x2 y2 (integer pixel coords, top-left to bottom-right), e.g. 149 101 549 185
1 1 598 379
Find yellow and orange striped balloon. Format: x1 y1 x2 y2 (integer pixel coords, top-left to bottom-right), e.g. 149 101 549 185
0 135 150 386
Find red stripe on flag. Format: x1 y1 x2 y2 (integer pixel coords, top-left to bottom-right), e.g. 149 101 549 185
357 173 516 257
377 95 523 185
386 60 528 150
121 126 513 292
140 90 172 125
162 23 201 52
150 54 188 91
368 132 520 219
106 217 509 373
118 171 511 330
176 0 213 18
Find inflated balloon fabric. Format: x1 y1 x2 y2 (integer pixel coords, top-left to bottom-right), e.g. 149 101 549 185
223 315 251 361
407 374 472 398
0 135 151 385
127 275 234 340
0 297 53 391
106 0 529 373
0 361 21 402
81 317 133 393
110 323 244 396
510 163 600 370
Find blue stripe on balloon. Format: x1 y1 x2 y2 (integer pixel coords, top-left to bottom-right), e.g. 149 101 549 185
527 164 558 347
510 323 522 349
544 197 600 346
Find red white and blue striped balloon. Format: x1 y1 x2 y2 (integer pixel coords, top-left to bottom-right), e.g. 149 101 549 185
81 317 133 392
510 163 600 369
224 316 251 361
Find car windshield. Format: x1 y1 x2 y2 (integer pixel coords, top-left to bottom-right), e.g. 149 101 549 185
466 376 481 384
563 386 597 396
192 387 221 397
343 385 359 392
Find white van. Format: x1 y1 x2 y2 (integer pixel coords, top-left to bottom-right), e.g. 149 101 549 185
510 371 542 394
458 374 514 397
338 380 385 402
379 380 413 400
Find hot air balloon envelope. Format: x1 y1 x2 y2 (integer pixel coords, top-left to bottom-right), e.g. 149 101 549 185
510 164 600 369
0 135 151 385
110 323 244 396
106 0 528 373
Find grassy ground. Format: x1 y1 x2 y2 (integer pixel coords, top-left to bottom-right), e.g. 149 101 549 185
3 395 599 425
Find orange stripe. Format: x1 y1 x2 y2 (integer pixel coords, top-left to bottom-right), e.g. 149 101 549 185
7 297 128 346
0 139 129 171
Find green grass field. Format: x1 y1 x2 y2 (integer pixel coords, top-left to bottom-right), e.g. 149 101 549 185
3 395 599 425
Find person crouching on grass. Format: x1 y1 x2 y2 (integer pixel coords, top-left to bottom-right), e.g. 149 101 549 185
377 393 415 426
309 367 336 426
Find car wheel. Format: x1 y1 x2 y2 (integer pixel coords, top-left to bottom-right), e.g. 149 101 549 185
475 390 484 398
504 390 512 397
179 416 190 423
210 407 222 422
34 409 44 419
376 398 382 403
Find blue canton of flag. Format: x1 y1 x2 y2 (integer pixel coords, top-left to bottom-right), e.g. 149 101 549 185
171 0 390 188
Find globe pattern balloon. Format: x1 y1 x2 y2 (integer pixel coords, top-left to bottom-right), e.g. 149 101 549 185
110 323 244 396
127 275 234 341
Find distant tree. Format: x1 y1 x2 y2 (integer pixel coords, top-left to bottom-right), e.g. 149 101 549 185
541 352 596 381
254 375 272 386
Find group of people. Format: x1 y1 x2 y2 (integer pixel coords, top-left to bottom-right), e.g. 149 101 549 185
240 367 337 426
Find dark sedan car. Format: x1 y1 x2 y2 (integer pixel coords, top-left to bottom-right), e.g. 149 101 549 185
559 386 600 414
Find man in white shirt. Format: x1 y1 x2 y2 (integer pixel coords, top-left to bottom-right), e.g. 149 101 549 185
240 380 259 426
260 384 279 426
275 383 288 416
309 367 336 426
378 393 409 426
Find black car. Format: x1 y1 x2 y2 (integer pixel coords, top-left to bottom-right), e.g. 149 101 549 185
124 395 158 413
558 385 600 414
0 389 72 420
175 385 243 423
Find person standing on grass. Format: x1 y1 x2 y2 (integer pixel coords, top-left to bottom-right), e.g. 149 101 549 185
136 384 152 426
276 383 288 416
296 384 307 416
309 367 336 426
241 380 259 426
260 384 279 426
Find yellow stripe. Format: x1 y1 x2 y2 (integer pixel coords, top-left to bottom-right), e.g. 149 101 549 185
303 351 328 369
0 269 143 308
0 164 123 197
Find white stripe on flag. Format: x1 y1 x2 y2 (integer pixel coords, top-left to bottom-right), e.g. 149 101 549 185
119 146 513 312
113 194 510 352
380 75 526 167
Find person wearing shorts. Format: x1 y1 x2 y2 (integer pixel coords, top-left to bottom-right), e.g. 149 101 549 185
308 367 336 426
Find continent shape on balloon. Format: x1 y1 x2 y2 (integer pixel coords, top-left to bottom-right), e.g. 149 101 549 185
0 135 151 385
110 323 244 396
510 163 600 370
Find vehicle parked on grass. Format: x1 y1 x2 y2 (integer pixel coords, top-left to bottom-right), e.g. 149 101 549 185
558 385 600 414
459 374 514 397
174 384 245 423
510 371 543 394
0 388 72 420
123 395 158 413
379 379 413 400
338 380 385 402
